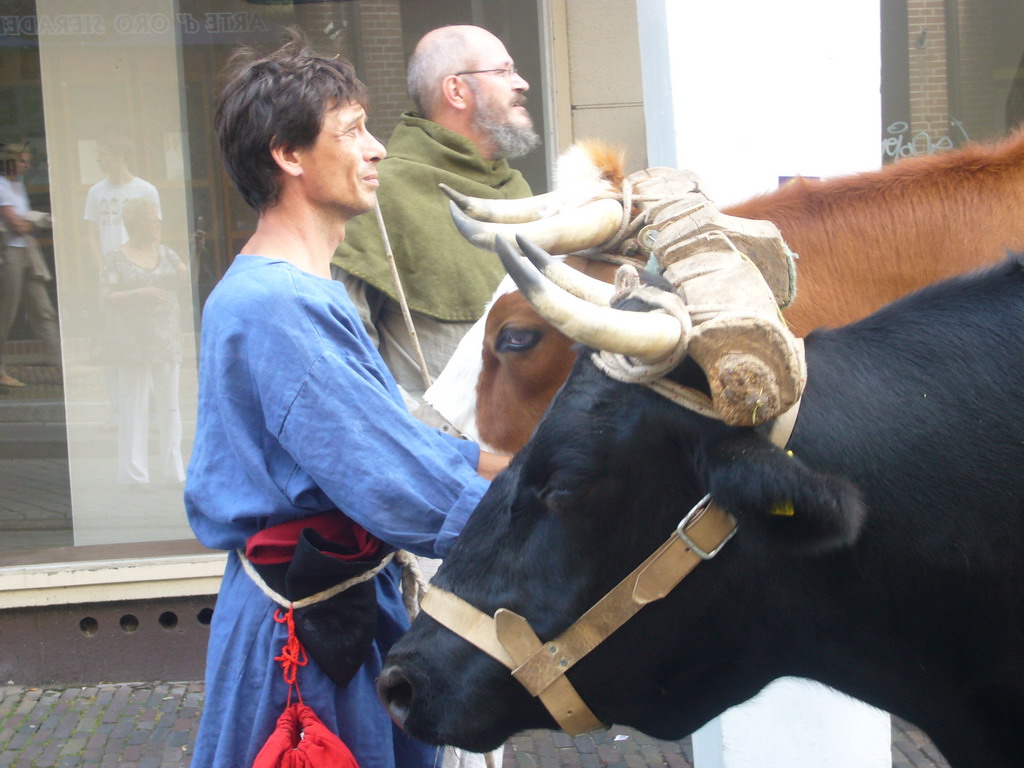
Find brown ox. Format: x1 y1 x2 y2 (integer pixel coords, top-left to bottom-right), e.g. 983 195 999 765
470 128 1024 454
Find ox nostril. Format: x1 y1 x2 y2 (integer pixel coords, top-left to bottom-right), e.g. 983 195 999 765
377 665 414 726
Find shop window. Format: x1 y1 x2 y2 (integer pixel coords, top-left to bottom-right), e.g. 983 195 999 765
1 0 545 557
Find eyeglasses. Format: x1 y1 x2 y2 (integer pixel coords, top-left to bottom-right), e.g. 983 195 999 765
454 64 518 79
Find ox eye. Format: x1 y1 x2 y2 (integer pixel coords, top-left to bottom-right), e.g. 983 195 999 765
539 471 590 513
495 326 541 353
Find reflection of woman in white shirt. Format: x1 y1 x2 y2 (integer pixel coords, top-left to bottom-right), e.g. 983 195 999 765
99 196 187 483
0 144 59 389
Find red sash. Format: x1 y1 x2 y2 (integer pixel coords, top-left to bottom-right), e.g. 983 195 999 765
246 511 381 565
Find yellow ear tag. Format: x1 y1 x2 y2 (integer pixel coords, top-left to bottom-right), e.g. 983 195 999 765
786 450 794 458
771 500 796 517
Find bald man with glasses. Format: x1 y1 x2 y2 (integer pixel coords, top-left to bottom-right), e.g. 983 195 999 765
332 25 538 408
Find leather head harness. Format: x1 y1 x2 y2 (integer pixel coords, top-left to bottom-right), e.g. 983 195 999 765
420 494 737 735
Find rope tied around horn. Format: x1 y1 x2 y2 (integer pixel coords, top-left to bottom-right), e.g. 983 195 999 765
590 264 738 423
590 264 694 382
589 241 806 427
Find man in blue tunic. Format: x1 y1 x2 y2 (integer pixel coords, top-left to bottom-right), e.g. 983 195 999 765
184 33 508 768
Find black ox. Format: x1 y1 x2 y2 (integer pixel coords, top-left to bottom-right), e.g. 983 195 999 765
379 248 1024 768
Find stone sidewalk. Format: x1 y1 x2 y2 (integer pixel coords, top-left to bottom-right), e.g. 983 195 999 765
0 681 950 768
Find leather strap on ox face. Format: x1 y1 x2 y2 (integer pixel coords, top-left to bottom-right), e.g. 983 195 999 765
419 495 738 736
421 587 604 735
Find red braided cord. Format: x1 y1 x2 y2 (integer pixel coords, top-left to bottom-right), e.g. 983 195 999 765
273 606 308 706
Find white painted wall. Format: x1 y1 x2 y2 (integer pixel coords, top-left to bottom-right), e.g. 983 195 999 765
637 0 882 206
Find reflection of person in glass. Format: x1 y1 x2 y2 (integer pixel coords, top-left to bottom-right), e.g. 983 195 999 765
84 135 161 271
85 136 162 427
0 142 60 389
99 196 186 484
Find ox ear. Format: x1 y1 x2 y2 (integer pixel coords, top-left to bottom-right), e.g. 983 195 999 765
697 431 867 554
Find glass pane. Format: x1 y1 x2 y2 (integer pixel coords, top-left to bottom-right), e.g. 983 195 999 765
1 0 71 552
881 0 1024 160
34 0 197 545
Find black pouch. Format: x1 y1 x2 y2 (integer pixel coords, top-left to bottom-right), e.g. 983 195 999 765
252 528 389 688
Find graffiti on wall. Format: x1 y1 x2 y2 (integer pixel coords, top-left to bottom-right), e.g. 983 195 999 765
882 119 971 160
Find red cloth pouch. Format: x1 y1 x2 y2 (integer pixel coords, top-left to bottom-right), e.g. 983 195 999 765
252 702 359 768
252 607 361 768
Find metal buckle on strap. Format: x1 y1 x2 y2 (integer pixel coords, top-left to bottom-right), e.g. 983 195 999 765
675 493 736 560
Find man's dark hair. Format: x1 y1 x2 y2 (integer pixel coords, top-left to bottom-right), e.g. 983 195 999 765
97 135 134 164
215 29 369 212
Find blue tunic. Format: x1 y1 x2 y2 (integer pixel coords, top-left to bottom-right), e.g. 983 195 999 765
185 255 488 768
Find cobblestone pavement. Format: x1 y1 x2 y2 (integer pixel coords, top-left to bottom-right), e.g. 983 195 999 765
0 682 950 768
0 683 201 768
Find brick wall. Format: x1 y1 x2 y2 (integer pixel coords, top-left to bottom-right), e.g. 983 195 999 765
293 0 409 143
906 0 949 139
903 0 1004 147
356 0 410 143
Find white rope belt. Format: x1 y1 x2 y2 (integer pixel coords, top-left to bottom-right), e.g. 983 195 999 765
238 548 396 610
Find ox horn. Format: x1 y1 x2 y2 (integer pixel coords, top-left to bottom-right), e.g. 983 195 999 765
440 183 566 223
516 236 615 306
495 235 683 362
450 198 623 256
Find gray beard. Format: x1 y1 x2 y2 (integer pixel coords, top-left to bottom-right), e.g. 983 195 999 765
469 85 540 160
484 121 540 160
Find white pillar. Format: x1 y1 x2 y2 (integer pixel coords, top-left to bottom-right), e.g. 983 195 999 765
636 0 882 205
692 679 891 768
634 1 890 766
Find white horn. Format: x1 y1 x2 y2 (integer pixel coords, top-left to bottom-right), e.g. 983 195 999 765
440 183 566 223
495 236 682 362
516 236 615 306
450 198 624 256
